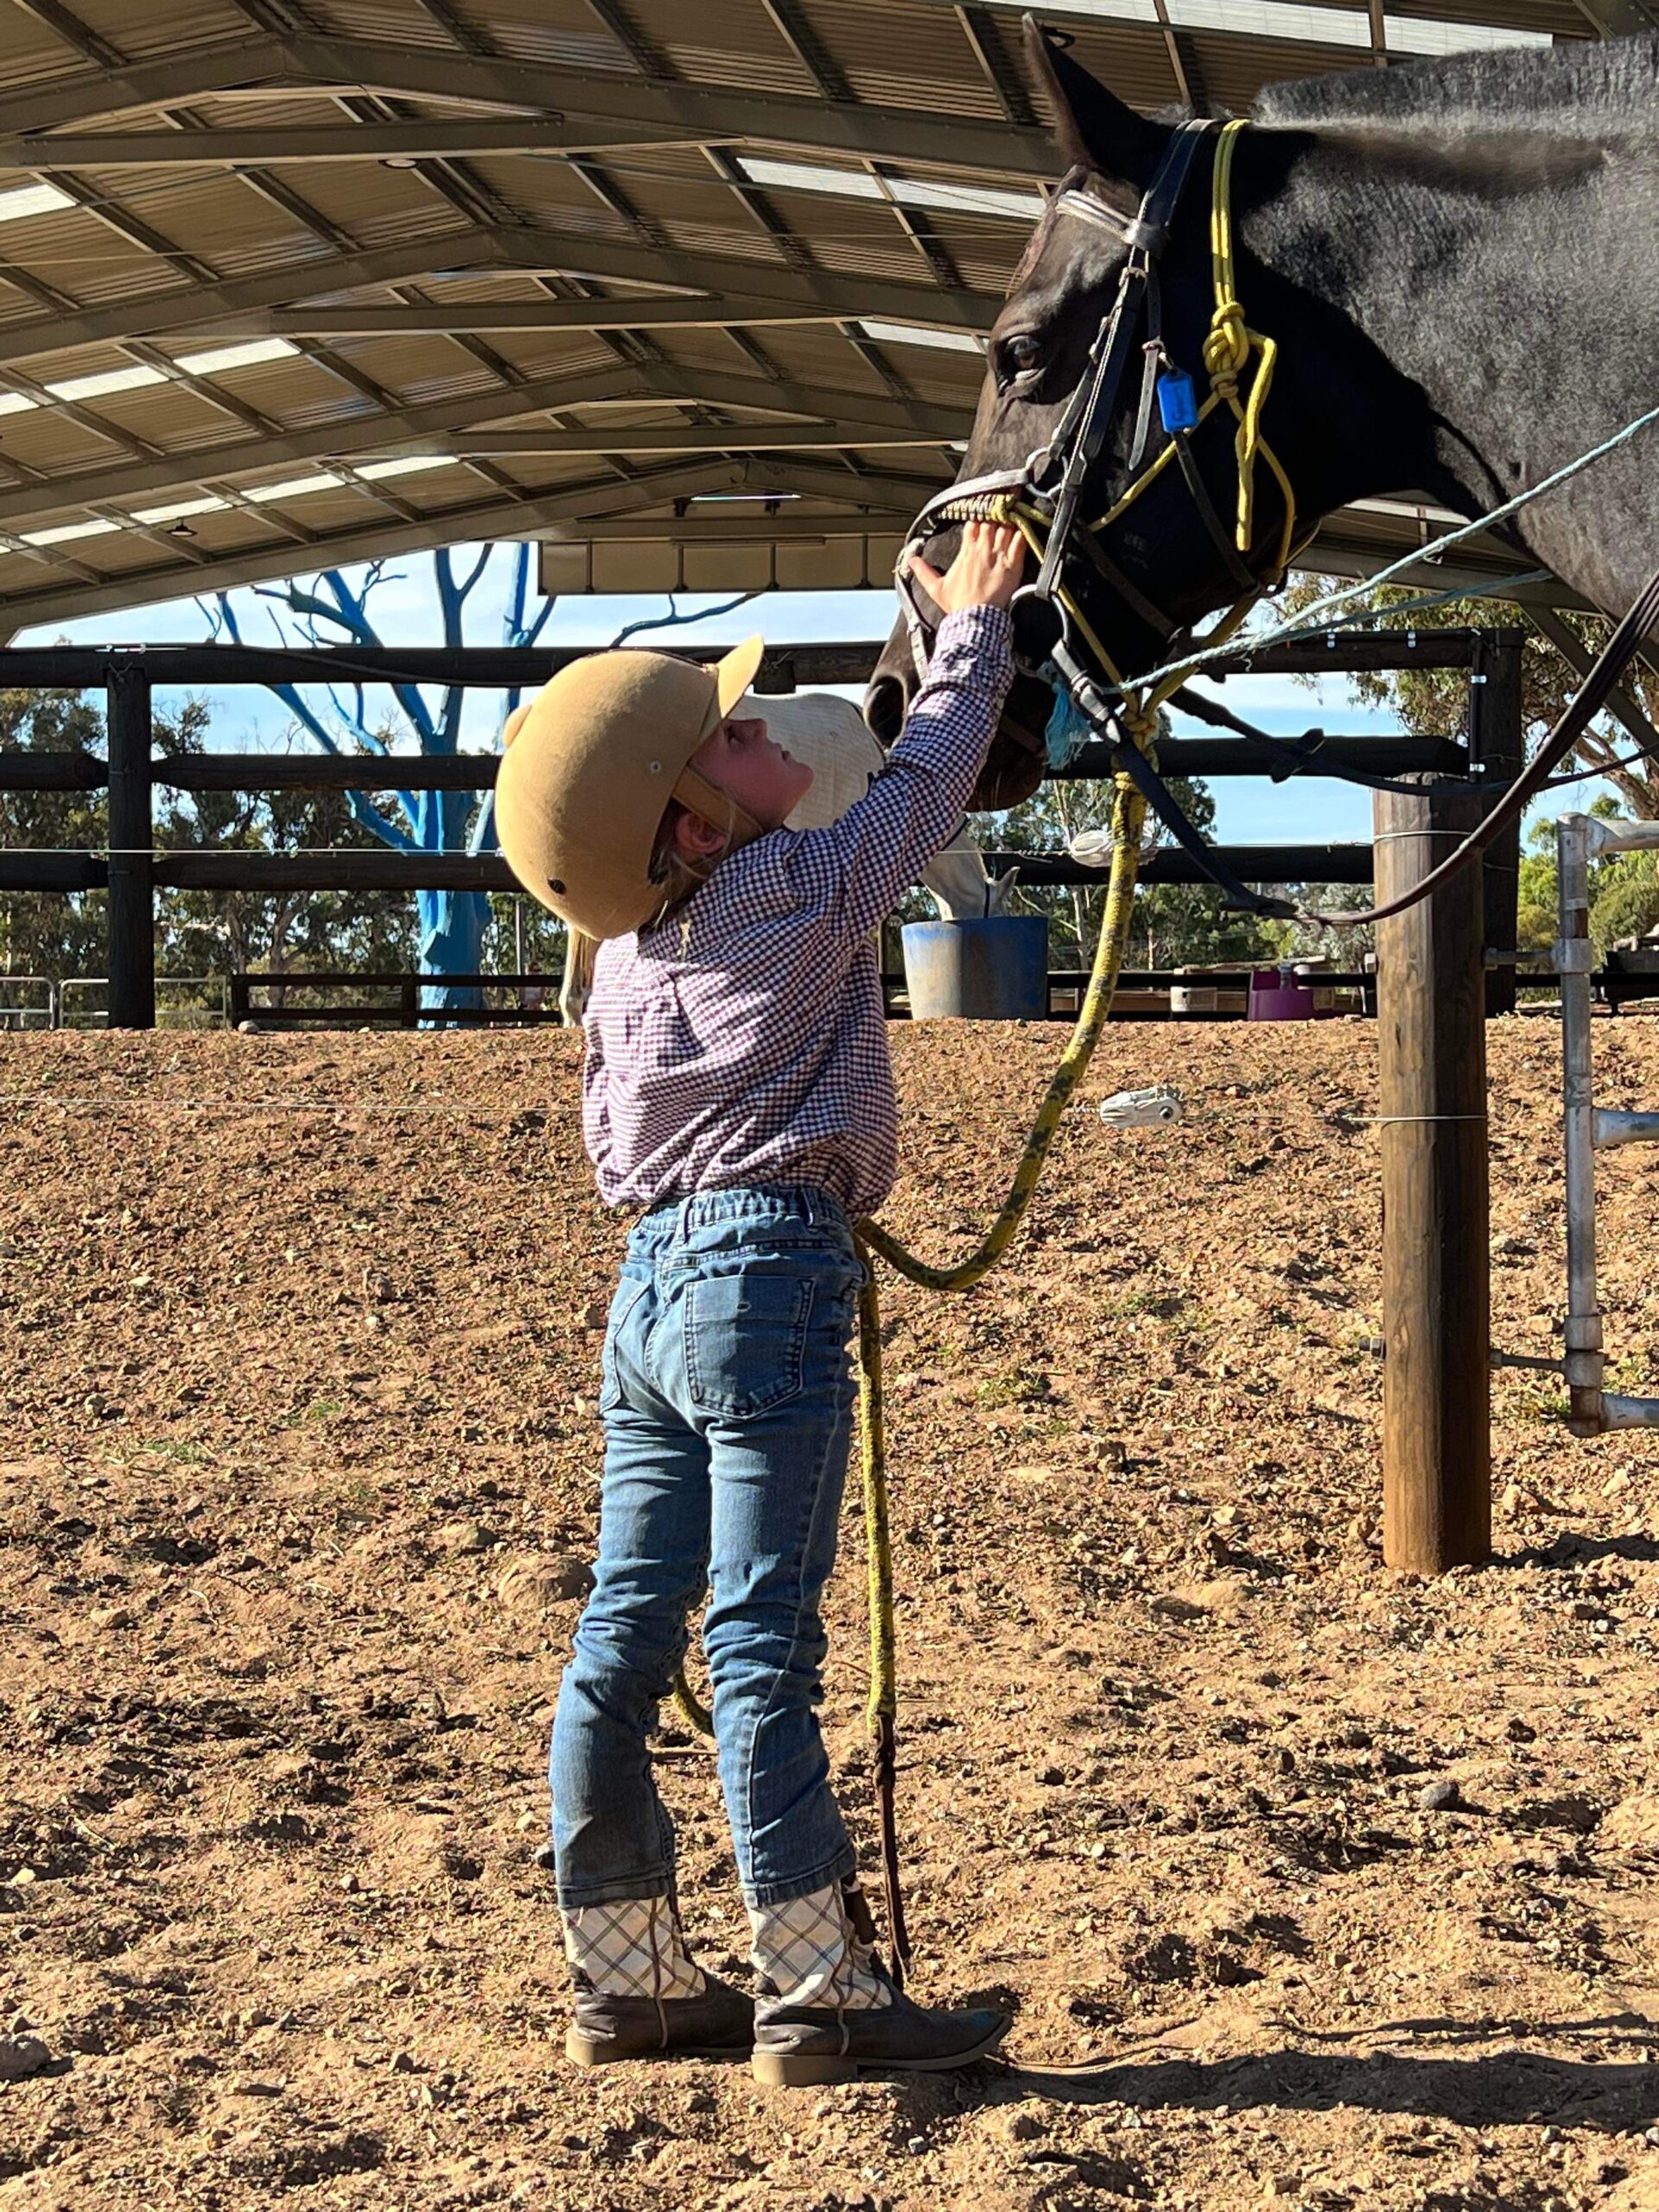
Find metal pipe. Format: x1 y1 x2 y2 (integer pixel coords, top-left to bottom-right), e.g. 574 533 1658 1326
1586 817 1659 857
1557 812 1604 1435
1600 1394 1659 1430
1594 1109 1659 1147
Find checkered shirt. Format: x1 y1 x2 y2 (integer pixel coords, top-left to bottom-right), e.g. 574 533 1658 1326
582 606 1014 1220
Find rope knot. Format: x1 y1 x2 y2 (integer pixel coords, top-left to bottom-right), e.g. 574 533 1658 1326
1204 298 1249 396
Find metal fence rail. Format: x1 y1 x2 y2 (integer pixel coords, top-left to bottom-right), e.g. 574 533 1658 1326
0 630 1526 1029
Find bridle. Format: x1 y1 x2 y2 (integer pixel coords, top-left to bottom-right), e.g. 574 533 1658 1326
894 119 1311 912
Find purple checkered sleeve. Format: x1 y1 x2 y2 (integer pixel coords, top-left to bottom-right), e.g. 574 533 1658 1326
581 605 1014 1220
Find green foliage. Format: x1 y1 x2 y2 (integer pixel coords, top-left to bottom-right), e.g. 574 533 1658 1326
1276 577 1659 822
970 734 1277 968
0 684 443 985
1513 798 1659 953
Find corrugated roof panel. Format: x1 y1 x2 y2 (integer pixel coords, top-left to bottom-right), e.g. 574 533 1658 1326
94 1 266 60
0 407 161 472
316 333 620 402
299 0 469 50
49 384 256 447
0 21 102 92
809 1 1047 118
469 4 634 73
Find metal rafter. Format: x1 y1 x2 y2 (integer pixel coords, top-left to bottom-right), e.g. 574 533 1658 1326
1570 0 1659 29
168 299 863 337
11 0 121 68
414 422 957 455
0 458 772 627
954 8 1036 129
760 1 852 102
0 37 284 136
582 0 671 80
0 363 644 531
8 3 521 523
273 35 1059 180
1149 0 1208 113
0 232 501 370
0 121 718 165
0 357 964 537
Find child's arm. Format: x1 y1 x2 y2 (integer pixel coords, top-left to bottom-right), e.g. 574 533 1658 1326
779 524 1021 943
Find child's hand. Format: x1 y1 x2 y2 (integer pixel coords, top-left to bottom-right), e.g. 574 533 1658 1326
905 519 1024 616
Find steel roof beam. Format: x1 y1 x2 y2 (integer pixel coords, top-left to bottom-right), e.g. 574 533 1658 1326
0 457 757 631
0 230 499 370
276 34 1059 181
423 423 957 455
175 299 862 337
625 362 969 439
0 362 645 531
1570 0 1659 30
0 227 990 366
0 358 958 533
0 120 710 166
0 35 289 136
491 227 995 334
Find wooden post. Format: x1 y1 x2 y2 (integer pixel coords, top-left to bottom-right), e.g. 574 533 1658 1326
1373 779 1491 1573
1471 635 1525 1017
105 664 155 1030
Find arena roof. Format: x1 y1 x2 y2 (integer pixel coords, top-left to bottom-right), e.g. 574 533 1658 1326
0 0 1643 636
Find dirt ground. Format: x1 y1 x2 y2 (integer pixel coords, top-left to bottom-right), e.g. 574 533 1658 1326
4 1016 1659 2212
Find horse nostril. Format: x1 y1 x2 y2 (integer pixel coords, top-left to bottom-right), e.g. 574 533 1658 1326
863 674 906 746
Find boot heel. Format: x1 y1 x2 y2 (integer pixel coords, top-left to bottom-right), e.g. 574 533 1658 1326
564 2029 618 2068
751 2048 855 2088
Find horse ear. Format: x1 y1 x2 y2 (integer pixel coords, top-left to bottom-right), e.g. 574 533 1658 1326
1022 14 1169 192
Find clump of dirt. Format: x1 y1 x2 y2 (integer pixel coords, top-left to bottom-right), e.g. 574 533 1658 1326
3 1019 1659 2210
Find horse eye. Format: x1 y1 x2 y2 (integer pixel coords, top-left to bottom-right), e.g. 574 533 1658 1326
999 333 1043 385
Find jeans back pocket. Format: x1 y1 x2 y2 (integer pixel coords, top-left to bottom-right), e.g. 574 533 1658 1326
683 1268 813 1419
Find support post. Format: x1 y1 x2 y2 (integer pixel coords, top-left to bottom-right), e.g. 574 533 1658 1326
1558 813 1605 1435
1470 636 1525 1016
105 664 154 1030
1373 779 1491 1572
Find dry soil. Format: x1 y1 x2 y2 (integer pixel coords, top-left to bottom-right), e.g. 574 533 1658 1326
3 1018 1659 2212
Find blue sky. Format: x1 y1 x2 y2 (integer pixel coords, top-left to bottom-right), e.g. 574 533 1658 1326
13 545 1446 848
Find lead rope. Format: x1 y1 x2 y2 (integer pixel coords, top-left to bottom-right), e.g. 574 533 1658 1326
665 117 1268 1967
668 739 1154 1980
849 731 1152 1979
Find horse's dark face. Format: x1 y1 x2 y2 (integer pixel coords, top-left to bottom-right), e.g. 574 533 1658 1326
865 25 1395 808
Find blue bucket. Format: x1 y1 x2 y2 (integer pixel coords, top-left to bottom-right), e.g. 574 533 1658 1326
900 916 1050 1020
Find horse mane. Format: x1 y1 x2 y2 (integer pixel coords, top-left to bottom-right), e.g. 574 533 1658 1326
1255 28 1659 134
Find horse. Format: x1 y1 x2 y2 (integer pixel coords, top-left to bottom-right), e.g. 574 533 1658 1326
556 689 1014 1022
866 18 1659 810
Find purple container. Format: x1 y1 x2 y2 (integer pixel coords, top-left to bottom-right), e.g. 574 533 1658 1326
1248 968 1319 1022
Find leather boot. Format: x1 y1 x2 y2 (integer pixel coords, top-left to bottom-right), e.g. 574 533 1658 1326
562 1891 753 2066
567 1971 754 2067
749 1883 1008 2087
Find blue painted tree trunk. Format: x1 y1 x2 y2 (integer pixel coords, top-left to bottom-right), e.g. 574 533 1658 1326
416 787 487 1020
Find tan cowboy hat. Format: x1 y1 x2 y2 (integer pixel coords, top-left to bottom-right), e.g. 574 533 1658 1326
495 634 766 939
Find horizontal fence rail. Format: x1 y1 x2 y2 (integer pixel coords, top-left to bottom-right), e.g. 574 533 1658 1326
0 842 1381 896
0 734 1472 795
0 630 1528 1028
0 627 1522 694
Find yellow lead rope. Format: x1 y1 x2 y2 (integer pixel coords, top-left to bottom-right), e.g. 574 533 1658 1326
671 119 1281 1964
850 762 1149 1976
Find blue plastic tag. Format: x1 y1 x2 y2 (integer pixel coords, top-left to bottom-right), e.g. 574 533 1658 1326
1157 370 1199 434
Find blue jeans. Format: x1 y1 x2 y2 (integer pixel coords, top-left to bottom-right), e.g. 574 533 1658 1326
550 1185 865 1910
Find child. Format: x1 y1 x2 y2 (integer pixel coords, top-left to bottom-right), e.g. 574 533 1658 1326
496 523 1024 2088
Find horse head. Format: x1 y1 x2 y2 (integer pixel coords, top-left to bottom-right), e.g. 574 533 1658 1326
866 17 1442 806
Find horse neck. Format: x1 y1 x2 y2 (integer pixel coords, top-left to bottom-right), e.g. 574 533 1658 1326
1240 87 1659 600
